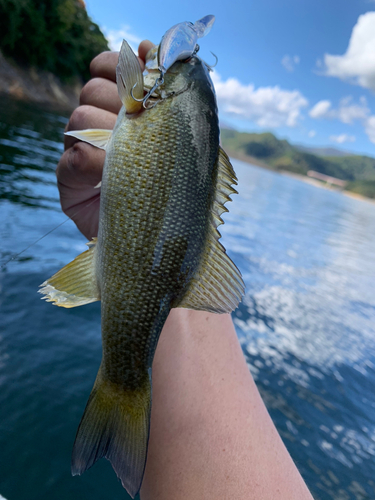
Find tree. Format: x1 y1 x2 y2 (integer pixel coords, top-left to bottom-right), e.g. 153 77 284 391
0 0 109 81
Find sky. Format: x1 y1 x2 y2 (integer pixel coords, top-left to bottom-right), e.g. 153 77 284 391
85 0 375 157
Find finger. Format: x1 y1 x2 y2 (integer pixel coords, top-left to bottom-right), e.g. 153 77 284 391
138 40 155 62
57 142 104 240
64 105 117 149
63 193 100 241
90 51 119 82
90 49 147 82
57 142 105 190
80 78 122 114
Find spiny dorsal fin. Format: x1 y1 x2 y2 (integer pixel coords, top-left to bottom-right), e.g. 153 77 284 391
116 40 144 114
177 147 245 313
39 238 100 308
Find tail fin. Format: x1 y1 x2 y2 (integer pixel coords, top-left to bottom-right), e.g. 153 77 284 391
71 369 151 499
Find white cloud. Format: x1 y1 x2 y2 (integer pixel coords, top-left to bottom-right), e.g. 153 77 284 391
308 130 316 138
337 95 369 123
309 100 332 119
102 25 142 52
211 71 308 128
365 116 375 143
319 12 375 90
310 96 375 144
329 134 356 144
281 55 300 72
309 96 370 123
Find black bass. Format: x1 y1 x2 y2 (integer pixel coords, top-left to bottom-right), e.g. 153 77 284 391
40 17 244 499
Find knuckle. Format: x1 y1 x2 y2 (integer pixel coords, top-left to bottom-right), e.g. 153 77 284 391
56 143 90 182
69 142 88 173
67 142 104 179
79 78 104 106
90 51 113 77
67 105 91 131
55 154 66 181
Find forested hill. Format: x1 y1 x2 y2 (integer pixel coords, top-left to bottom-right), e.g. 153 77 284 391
221 130 375 199
0 0 109 82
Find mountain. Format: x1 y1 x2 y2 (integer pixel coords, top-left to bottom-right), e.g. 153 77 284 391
294 144 355 157
220 130 375 199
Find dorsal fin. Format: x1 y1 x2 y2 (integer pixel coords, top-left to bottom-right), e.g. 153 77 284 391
116 40 144 114
176 147 245 313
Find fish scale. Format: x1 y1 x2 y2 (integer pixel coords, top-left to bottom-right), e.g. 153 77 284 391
39 25 244 498
97 80 218 387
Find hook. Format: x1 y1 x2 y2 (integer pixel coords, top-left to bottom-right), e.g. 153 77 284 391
131 74 165 109
205 52 218 71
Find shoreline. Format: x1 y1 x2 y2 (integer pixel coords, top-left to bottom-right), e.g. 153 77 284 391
226 147 375 205
281 170 375 205
0 50 80 111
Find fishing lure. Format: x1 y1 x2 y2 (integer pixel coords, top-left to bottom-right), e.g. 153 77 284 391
133 15 215 108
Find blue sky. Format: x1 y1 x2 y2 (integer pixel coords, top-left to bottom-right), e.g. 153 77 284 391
85 0 375 157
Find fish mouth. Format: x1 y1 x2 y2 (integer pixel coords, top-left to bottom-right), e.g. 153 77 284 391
125 107 147 118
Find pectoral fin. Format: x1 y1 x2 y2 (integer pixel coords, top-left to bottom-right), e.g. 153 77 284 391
64 129 112 150
39 238 100 307
176 148 245 314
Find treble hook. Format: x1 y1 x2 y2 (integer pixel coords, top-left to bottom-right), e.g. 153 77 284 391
131 74 165 109
205 52 218 71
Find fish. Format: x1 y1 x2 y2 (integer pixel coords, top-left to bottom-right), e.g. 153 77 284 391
39 17 245 499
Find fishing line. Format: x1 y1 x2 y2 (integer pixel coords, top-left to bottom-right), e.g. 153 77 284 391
0 195 100 270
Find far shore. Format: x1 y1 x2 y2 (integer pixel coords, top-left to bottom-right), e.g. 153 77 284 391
225 147 375 205
281 170 375 205
0 50 79 110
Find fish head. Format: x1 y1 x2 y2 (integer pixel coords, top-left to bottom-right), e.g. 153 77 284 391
143 51 215 104
144 39 215 100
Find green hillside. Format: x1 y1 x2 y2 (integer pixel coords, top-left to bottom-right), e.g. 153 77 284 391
0 0 109 81
221 130 375 198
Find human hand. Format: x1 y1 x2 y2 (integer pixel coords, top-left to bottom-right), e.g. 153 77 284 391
56 40 154 240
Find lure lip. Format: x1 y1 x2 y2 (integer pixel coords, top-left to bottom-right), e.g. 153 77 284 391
193 14 215 38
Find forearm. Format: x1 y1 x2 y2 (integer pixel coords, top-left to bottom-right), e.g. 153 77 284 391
141 309 313 500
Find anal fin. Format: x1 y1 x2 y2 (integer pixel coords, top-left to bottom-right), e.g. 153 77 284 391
39 238 100 308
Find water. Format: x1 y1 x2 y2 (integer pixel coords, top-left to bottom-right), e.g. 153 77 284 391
0 96 375 500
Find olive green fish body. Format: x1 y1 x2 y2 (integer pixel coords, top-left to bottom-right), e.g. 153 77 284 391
40 42 243 499
98 59 219 388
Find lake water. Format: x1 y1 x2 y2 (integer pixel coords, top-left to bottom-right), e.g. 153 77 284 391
1 95 375 500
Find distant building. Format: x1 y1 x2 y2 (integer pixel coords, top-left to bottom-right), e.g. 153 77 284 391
307 170 347 189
